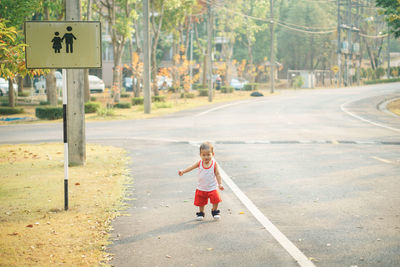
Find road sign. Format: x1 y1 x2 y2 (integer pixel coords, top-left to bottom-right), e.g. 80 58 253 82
331 65 339 73
25 21 101 69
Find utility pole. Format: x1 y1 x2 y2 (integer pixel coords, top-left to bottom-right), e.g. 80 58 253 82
65 0 86 166
207 1 213 102
269 0 275 94
387 23 391 78
189 20 194 91
337 0 342 87
143 0 151 113
356 0 360 85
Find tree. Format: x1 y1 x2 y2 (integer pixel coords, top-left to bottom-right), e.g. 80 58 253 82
376 0 400 38
96 0 136 103
0 20 44 107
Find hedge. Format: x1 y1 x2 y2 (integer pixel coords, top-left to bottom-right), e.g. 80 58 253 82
120 93 130 98
363 78 400 85
0 107 24 115
244 83 258 91
35 106 63 120
152 95 166 102
114 102 132 109
221 86 234 93
132 97 144 105
180 93 196 99
198 88 208 96
85 102 101 113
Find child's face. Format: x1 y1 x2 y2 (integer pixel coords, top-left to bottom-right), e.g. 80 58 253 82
200 149 214 163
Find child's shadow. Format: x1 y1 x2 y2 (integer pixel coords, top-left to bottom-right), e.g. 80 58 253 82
114 219 217 246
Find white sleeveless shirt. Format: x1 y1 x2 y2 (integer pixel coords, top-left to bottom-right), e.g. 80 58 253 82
197 159 217 192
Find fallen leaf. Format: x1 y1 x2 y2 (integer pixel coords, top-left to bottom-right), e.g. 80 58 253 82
26 224 33 228
206 248 213 251
166 255 172 258
75 183 80 186
239 211 245 214
309 257 319 262
8 232 19 236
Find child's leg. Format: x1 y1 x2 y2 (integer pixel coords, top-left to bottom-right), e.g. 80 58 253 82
212 203 218 211
199 206 205 213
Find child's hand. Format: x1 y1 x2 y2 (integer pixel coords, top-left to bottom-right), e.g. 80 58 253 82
218 184 224 191
178 170 184 176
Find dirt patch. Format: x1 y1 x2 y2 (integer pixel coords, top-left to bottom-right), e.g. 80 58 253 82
387 98 400 116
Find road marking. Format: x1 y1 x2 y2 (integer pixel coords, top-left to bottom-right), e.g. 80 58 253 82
194 100 251 117
371 156 393 164
340 101 400 133
216 166 315 267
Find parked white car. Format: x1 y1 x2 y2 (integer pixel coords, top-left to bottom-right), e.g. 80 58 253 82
33 71 63 94
230 78 248 90
0 77 18 96
89 75 105 93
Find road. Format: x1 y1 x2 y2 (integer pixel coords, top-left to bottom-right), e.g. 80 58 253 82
1 83 399 266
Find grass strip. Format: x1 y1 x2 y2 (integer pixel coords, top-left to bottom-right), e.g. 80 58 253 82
0 143 131 266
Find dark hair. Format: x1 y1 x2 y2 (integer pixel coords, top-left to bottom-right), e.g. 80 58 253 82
200 142 214 153
55 32 59 35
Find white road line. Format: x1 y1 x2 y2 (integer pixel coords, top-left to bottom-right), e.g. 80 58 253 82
371 156 393 164
194 100 251 117
340 101 400 133
217 165 315 267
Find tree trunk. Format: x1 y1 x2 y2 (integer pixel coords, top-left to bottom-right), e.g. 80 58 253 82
8 79 15 107
17 75 23 94
46 70 58 105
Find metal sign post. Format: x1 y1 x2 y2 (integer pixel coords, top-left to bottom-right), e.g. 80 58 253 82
62 69 69 210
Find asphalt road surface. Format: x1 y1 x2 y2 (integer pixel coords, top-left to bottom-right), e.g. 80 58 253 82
1 83 399 266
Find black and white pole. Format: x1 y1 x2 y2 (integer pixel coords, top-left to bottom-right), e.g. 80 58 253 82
62 69 69 210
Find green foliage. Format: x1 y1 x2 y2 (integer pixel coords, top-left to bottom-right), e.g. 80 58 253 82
96 107 115 117
244 83 258 91
35 106 63 120
376 0 400 38
85 102 101 113
132 97 144 105
363 78 400 85
198 88 208 96
221 86 234 93
152 95 166 102
114 102 131 109
40 101 49 106
90 96 97 101
120 93 130 98
0 0 41 28
18 91 29 97
180 92 196 98
293 76 304 88
0 107 24 115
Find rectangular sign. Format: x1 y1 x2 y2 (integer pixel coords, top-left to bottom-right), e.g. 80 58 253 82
25 21 102 69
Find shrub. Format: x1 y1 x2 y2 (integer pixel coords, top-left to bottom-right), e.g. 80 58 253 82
192 83 201 90
85 102 101 113
0 107 24 115
35 106 63 120
152 95 166 102
198 88 208 96
40 101 49 105
293 76 304 88
121 93 130 98
180 93 196 99
221 86 234 93
18 91 30 97
90 96 97 101
132 97 144 105
114 102 131 109
363 78 400 85
96 107 115 117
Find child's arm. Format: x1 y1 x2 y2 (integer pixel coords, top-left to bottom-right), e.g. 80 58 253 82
214 163 224 190
178 161 199 176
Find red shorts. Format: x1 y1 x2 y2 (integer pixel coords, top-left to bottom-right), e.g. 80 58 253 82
194 189 222 206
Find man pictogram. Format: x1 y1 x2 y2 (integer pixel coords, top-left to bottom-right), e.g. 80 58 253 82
62 26 77 53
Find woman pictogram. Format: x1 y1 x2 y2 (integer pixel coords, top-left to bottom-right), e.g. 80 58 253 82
51 32 62 53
